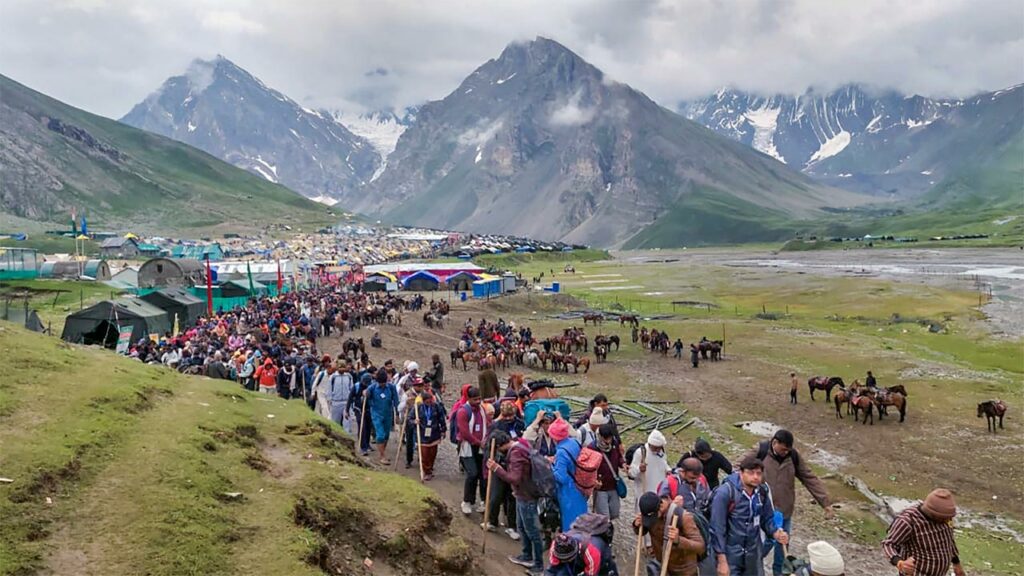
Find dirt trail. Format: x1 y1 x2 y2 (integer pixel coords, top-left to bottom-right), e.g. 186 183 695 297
325 295 1007 575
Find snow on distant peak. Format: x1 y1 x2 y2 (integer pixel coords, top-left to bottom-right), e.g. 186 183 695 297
333 111 409 159
807 130 851 164
744 106 785 163
310 195 339 206
495 72 517 85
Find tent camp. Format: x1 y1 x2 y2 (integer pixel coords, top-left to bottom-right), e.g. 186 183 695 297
218 279 267 298
62 298 172 347
363 272 397 293
140 288 206 327
446 270 479 291
138 258 206 288
402 270 440 291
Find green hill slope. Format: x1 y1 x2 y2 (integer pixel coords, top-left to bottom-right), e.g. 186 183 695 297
0 324 472 576
0 75 335 233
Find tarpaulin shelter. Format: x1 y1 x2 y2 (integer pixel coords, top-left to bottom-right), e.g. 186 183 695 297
1 301 45 333
39 259 111 281
138 257 205 288
140 287 206 327
402 270 441 291
62 298 171 347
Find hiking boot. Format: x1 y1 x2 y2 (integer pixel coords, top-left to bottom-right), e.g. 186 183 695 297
527 566 544 576
474 502 486 513
508 554 534 568
479 522 496 532
405 462 412 469
504 528 520 540
460 502 473 515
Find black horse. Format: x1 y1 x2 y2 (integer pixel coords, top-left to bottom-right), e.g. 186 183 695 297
978 400 1007 433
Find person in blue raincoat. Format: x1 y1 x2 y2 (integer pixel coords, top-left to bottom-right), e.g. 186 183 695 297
710 455 789 576
366 368 398 465
549 416 587 532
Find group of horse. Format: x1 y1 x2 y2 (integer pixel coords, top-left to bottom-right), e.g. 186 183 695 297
809 377 908 425
421 300 451 330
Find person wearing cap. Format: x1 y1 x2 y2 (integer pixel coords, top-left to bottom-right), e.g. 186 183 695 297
882 488 965 576
592 422 624 534
796 541 845 576
711 455 788 576
399 377 426 469
487 430 545 574
572 394 622 447
741 430 831 576
482 429 520 540
544 532 601 576
348 372 374 456
550 416 588 531
255 357 279 394
677 439 732 490
634 491 705 576
630 430 671 508
577 407 608 447
457 386 492 515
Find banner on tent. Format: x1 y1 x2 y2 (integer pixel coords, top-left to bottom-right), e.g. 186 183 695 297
115 325 133 354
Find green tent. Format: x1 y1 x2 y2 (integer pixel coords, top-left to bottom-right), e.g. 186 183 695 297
62 298 171 348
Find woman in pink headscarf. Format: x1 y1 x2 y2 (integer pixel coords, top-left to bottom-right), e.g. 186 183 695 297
549 415 587 531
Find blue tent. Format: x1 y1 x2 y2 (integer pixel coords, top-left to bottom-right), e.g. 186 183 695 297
402 270 441 291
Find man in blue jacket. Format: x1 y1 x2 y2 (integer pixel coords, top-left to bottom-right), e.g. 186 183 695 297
366 369 398 465
711 455 788 576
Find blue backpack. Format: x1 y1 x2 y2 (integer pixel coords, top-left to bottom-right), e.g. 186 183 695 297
448 404 472 445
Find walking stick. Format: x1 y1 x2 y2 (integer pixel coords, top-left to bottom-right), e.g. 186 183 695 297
359 391 369 453
394 400 411 470
633 520 644 576
415 403 425 482
481 438 497 554
659 514 678 576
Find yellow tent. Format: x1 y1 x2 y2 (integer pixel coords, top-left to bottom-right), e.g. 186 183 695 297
75 235 89 240
124 232 139 239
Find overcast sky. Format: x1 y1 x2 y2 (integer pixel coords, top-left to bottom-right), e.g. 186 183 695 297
2 0 1021 119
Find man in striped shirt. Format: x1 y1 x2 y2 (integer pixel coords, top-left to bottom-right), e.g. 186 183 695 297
882 488 966 576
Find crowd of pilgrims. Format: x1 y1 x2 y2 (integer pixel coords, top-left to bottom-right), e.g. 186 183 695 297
117 285 961 576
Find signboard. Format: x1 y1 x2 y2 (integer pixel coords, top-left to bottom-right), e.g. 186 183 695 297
115 325 133 354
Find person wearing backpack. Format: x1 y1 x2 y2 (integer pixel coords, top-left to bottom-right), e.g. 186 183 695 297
544 532 603 576
710 456 788 576
487 430 547 575
416 390 446 481
629 430 670 509
740 430 832 576
525 410 557 457
328 360 354 433
550 416 588 531
659 458 714 575
347 372 373 456
456 387 492 515
634 491 706 576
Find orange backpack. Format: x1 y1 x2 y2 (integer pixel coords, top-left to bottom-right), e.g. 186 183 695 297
573 445 603 498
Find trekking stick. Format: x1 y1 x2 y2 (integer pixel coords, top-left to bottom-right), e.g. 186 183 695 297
394 403 411 470
633 521 644 576
415 404 425 482
359 392 369 452
481 438 497 554
659 514 678 576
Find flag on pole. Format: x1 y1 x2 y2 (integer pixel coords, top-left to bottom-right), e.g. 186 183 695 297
71 210 77 235
204 256 214 316
246 261 256 297
276 259 284 293
172 313 180 337
80 216 88 237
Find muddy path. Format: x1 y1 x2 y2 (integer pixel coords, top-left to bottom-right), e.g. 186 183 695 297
322 296 1008 575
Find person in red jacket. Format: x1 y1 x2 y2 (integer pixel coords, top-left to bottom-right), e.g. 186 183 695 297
456 387 492 515
255 358 278 395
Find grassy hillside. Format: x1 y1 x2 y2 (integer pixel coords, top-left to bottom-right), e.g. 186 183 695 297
0 75 336 234
0 324 472 576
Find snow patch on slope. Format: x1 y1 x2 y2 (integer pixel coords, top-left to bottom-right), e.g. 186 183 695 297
807 130 851 164
744 106 785 163
309 195 338 206
333 112 408 159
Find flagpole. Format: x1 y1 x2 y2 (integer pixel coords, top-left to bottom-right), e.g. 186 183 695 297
205 255 214 317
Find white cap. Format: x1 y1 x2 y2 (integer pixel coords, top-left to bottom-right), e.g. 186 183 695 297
647 430 666 448
807 541 844 576
407 361 419 372
589 408 609 427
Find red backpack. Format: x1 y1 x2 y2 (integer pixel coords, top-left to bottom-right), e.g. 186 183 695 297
573 445 603 498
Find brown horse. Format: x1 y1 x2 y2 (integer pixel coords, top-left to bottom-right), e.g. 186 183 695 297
573 357 591 374
833 387 852 419
808 376 843 402
583 313 603 326
594 344 607 363
619 314 639 328
875 391 907 423
978 400 1007 432
851 394 874 425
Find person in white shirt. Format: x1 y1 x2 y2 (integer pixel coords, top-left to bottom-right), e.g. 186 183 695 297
576 408 608 447
629 430 670 509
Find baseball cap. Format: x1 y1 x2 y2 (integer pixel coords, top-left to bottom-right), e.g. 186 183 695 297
638 492 662 533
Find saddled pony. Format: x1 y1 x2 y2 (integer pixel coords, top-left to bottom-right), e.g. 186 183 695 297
851 393 874 425
833 387 851 419
808 376 844 402
978 400 1007 432
874 390 907 423
594 344 607 363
